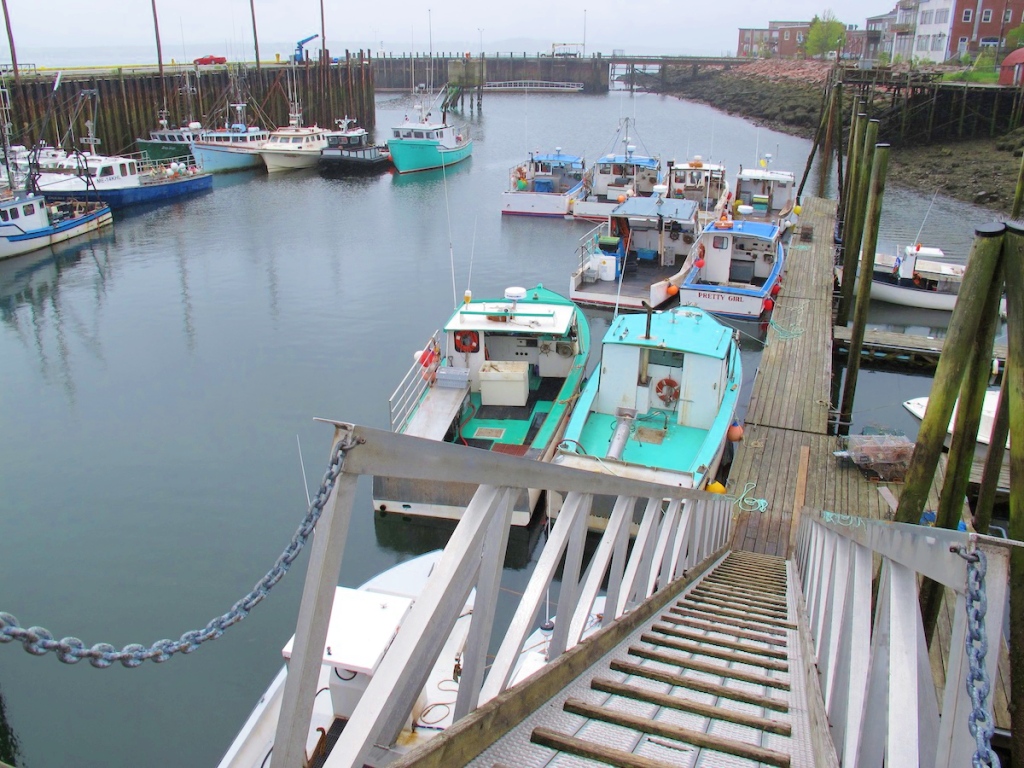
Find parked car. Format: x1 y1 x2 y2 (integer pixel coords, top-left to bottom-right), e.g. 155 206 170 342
193 55 227 65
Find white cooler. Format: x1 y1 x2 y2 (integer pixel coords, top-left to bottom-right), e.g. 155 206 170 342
479 361 530 406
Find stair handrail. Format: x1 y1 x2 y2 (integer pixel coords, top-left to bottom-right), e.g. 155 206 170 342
794 510 1019 768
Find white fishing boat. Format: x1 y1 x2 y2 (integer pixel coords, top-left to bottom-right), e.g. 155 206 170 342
570 118 661 222
553 306 742 529
732 154 796 226
678 213 785 319
216 550 474 768
837 244 962 312
258 110 330 172
373 285 590 526
1 190 113 262
500 148 586 218
903 389 1009 461
569 192 700 311
665 155 731 227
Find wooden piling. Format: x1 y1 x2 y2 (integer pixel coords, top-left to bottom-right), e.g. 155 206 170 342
894 223 1006 526
974 374 1009 535
837 117 876 326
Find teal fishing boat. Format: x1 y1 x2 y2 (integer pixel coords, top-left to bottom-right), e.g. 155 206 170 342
554 305 742 522
374 284 589 525
386 111 472 173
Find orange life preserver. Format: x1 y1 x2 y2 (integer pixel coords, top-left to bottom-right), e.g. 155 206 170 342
454 330 480 353
655 377 679 405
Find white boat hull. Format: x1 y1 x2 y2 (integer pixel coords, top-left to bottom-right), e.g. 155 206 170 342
836 265 958 311
500 190 574 217
259 150 322 172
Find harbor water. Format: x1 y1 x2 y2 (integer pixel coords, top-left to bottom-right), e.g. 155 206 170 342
0 89 1001 767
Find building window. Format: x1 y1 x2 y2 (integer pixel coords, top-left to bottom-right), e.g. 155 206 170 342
797 32 804 43
963 8 972 21
958 36 968 50
932 33 947 50
917 35 929 50
920 10 934 24
1005 8 1013 22
981 8 992 22
980 36 999 46
784 30 790 40
936 8 949 23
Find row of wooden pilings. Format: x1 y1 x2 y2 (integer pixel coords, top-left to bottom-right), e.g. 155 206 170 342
827 80 1023 761
5 55 375 156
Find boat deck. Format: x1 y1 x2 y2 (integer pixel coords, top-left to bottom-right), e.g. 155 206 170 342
573 261 684 308
576 410 708 473
461 376 562 452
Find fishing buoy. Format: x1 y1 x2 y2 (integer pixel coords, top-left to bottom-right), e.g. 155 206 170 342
727 421 744 442
793 204 802 215
667 283 679 296
617 194 626 203
706 480 726 494
770 282 782 297
694 258 705 269
762 297 775 314
415 348 437 367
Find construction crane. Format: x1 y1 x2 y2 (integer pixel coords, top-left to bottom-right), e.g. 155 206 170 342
293 34 319 63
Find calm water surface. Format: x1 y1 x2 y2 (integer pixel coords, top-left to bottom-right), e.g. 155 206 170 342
0 90 1000 767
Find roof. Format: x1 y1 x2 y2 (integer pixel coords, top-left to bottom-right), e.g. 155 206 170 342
700 218 780 240
612 196 698 222
533 152 583 165
604 307 733 359
1001 48 1024 68
595 153 660 169
444 284 578 335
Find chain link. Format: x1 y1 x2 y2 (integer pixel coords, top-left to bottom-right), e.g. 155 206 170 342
952 544 1001 768
0 434 355 668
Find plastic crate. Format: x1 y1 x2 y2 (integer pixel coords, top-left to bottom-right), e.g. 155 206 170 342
436 366 470 388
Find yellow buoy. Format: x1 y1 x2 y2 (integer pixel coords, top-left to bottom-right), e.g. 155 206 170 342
706 480 726 494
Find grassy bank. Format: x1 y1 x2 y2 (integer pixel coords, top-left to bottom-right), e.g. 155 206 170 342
642 59 1021 215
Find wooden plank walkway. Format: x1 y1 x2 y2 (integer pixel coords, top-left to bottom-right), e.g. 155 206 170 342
834 325 1007 372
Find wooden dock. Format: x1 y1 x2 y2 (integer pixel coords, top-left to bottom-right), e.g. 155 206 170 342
728 195 1011 734
834 324 1008 372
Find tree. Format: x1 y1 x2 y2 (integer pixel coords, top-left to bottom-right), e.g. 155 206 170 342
805 10 847 59
1006 22 1024 49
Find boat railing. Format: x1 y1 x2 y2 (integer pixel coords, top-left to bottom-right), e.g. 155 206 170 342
575 221 608 270
794 510 1017 767
387 331 442 432
271 420 735 768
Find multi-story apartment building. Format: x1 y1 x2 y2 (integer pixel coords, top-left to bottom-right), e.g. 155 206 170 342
948 0 1024 57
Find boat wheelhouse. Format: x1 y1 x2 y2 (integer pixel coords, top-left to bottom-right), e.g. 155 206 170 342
373 285 589 526
500 148 586 217
678 215 785 319
665 155 731 227
1 190 112 261
554 306 741 529
732 159 797 225
569 194 699 311
136 116 202 162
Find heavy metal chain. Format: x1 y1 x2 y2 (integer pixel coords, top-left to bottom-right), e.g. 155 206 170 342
0 435 354 668
952 544 1001 768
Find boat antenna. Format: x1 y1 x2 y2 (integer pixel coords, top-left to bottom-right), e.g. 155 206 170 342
914 189 940 245
466 216 477 294
441 151 458 309
296 434 311 507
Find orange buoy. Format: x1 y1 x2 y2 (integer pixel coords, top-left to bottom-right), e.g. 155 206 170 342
727 421 744 442
667 283 679 296
770 281 782 297
617 194 626 203
694 258 705 269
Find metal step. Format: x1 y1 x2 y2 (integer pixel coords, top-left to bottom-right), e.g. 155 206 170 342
467 552 822 768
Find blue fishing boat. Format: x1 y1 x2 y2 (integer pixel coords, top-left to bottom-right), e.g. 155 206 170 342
500 148 586 217
554 305 742 510
570 117 662 222
373 284 590 525
189 103 271 173
678 214 785 319
1 191 112 261
386 112 472 174
32 152 212 210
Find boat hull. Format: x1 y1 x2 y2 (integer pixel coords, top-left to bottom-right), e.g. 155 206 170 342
1 206 114 261
388 139 473 173
318 153 391 174
259 150 321 172
835 265 959 311
136 138 195 162
500 189 579 217
40 173 213 210
191 143 264 173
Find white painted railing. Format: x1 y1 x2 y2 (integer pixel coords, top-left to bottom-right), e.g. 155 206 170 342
795 510 1017 768
386 332 442 432
271 421 734 768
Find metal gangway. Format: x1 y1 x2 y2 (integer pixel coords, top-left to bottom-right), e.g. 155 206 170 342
271 420 1014 768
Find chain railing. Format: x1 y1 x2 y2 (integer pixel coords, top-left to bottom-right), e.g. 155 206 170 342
0 435 355 667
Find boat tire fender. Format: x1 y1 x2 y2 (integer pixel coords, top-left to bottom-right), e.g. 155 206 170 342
454 330 480 354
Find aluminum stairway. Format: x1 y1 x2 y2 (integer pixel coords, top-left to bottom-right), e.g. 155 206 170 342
463 551 825 768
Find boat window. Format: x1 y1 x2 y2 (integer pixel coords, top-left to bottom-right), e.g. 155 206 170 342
648 349 683 368
414 131 425 138
0 209 7 222
22 203 35 216
713 235 729 250
119 163 128 176
393 129 401 138
100 166 115 177
129 162 137 174
598 163 613 174
9 207 18 220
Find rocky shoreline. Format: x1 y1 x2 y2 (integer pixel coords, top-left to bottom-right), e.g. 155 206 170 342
643 60 1021 215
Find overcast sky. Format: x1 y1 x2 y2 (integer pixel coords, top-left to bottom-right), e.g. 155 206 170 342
2 1 888 64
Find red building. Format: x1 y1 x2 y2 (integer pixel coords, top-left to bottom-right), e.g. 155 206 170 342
947 0 1024 57
736 21 812 58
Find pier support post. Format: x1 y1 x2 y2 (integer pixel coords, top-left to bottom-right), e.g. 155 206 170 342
836 112 866 325
973 374 1009 535
838 143 889 437
837 117 877 327
1000 219 1024 768
894 223 1005 527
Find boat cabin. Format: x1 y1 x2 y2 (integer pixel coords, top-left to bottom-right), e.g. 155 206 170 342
511 150 585 194
666 156 729 215
600 196 699 276
0 192 53 232
694 218 782 287
391 120 463 149
733 166 796 222
197 124 269 144
326 129 370 150
586 150 661 202
45 154 141 184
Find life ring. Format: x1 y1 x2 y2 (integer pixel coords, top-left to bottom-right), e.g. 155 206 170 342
655 377 679 405
696 243 706 260
454 330 480 353
682 233 694 244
